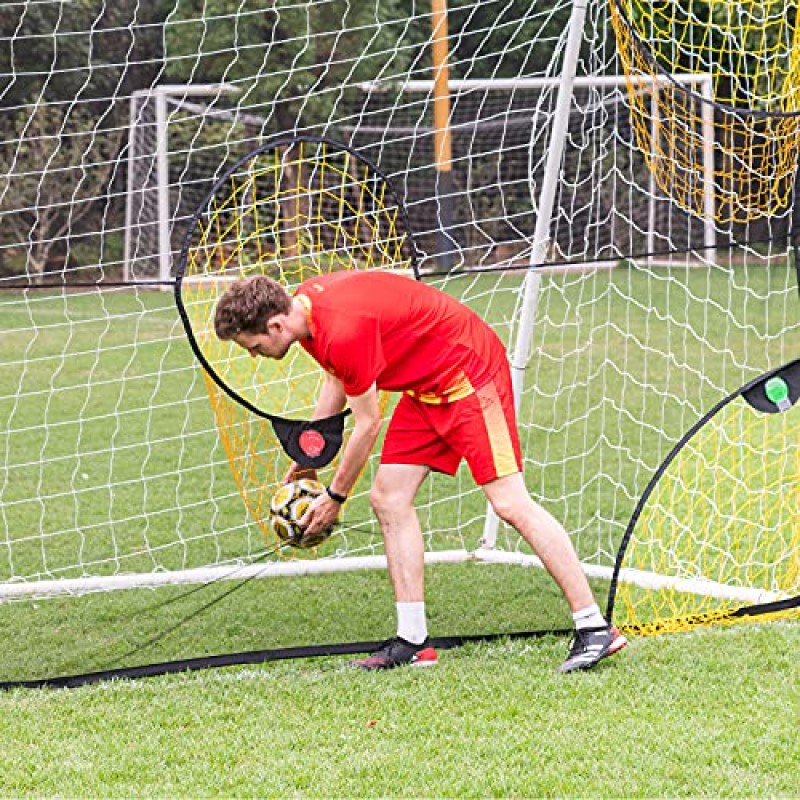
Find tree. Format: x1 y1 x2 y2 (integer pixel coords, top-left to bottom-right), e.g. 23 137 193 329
0 1 174 278
0 1 172 109
0 106 121 280
448 0 570 81
163 0 421 132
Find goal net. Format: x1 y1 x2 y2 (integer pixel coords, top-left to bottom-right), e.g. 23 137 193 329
1 0 798 685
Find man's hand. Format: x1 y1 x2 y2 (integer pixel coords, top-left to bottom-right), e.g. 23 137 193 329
282 463 318 484
293 382 380 537
299 492 341 537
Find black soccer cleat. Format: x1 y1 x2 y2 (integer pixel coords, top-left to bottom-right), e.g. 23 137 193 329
351 636 438 670
557 625 628 673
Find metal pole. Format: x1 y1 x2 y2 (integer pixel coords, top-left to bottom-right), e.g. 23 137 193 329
431 0 455 270
155 90 171 285
700 77 717 261
123 92 139 283
481 0 590 549
512 0 590 398
125 85 238 286
647 87 658 265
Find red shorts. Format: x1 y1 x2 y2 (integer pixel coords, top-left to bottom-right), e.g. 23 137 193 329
381 367 523 485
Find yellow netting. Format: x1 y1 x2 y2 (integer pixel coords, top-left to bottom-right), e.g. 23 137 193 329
614 392 799 635
610 0 800 223
180 140 410 554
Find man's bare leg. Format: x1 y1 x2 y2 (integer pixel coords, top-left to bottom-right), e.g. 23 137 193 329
481 472 627 671
350 463 437 670
369 463 431 603
481 472 595 611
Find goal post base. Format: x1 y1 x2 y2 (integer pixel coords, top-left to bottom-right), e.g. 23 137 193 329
4 545 778 608
0 550 474 601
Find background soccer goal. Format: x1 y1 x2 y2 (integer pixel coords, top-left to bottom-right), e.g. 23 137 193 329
1 0 798 686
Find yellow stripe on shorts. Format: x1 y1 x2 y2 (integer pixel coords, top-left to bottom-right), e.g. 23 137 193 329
477 380 517 478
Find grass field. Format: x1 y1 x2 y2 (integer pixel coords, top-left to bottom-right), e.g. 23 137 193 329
1 261 799 795
1 623 798 796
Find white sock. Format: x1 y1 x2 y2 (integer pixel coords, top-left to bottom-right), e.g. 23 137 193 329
572 603 607 630
396 601 428 644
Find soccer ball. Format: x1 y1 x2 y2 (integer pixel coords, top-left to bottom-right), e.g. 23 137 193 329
269 479 333 549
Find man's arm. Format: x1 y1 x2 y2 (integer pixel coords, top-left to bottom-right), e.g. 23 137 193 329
299 383 383 536
283 373 347 483
311 372 347 420
328 384 382 498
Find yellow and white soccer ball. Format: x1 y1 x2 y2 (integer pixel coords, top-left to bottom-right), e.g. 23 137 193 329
269 479 332 549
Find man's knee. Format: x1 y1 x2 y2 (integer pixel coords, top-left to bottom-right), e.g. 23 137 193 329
369 481 388 514
370 478 409 515
370 469 423 515
486 480 534 528
490 495 523 526
482 473 535 528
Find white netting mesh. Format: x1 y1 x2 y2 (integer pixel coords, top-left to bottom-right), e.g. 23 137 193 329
1 0 799 599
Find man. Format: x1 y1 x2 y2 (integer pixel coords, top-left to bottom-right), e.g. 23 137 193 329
214 271 627 672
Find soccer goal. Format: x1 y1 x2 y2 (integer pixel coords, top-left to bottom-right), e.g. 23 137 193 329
1 0 798 686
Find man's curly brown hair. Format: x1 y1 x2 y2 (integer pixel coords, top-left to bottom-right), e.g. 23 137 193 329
214 276 292 340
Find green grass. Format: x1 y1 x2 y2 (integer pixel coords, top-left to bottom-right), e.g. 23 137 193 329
0 563 575 684
1 623 798 797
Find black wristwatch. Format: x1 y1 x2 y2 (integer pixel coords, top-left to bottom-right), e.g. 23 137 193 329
326 486 348 504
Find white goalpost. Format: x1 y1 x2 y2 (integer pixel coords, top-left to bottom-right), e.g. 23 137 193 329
123 83 240 284
1 0 798 625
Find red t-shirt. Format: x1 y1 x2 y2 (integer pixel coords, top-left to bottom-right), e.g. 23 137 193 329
296 271 505 402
